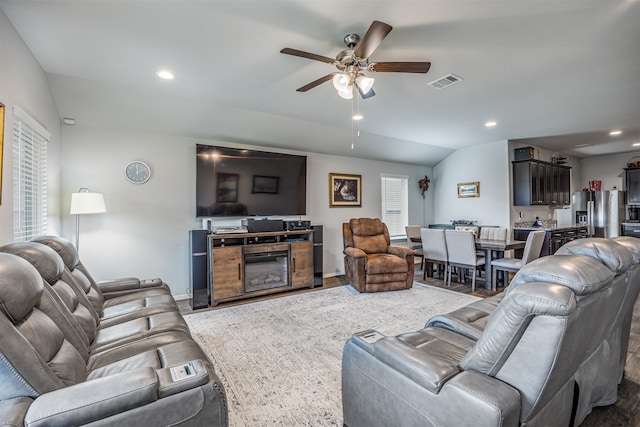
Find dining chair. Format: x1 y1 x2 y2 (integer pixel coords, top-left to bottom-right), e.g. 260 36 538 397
405 225 424 270
444 230 485 291
454 225 479 237
479 227 508 240
420 228 448 281
491 230 546 289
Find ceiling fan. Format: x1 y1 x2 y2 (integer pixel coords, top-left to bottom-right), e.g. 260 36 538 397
280 20 431 100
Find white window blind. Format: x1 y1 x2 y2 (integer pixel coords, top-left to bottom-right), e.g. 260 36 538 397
13 106 49 242
381 174 409 238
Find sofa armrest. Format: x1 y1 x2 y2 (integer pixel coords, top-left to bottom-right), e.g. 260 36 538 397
0 397 32 427
156 360 211 398
25 368 158 427
344 247 367 259
98 277 164 296
388 245 414 259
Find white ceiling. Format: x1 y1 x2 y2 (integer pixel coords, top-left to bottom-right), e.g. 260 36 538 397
2 0 639 166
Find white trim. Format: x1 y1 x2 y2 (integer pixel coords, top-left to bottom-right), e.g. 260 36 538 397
13 105 51 140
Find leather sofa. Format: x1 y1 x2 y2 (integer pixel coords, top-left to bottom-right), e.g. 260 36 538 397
343 218 415 293
0 237 228 426
342 237 640 427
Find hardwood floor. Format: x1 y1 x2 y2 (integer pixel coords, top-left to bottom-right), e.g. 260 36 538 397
179 272 640 426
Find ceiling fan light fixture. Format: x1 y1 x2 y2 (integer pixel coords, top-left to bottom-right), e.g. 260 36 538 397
338 87 353 100
332 73 350 91
355 74 375 94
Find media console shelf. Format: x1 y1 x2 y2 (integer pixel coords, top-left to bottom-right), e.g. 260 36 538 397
208 230 314 306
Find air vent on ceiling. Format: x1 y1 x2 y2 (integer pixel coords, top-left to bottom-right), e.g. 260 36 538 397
428 73 464 89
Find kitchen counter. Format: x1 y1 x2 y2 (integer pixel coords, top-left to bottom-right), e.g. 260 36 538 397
513 225 589 257
513 224 588 232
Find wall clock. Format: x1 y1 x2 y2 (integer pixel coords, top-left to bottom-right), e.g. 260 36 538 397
124 161 151 184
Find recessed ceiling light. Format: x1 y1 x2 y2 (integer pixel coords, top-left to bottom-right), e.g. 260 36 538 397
610 130 622 136
633 142 640 147
485 121 497 127
575 143 590 148
156 70 174 80
352 115 363 121
62 117 76 125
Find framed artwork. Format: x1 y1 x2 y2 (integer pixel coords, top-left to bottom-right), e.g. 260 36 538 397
0 102 3 205
252 175 279 194
329 173 361 207
216 173 239 202
457 182 480 198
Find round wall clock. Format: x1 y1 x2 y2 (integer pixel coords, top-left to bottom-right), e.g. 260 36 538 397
124 161 151 184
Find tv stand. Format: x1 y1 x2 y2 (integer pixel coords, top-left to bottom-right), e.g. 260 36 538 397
208 230 315 306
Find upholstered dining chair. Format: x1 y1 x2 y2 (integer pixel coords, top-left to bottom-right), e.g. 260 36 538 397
477 227 508 259
444 230 486 291
405 225 424 270
479 227 508 240
420 228 448 281
491 230 546 289
343 218 415 293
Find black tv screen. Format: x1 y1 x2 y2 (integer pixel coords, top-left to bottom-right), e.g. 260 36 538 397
196 144 307 217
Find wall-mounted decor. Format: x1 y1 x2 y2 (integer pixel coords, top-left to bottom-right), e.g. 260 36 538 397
330 173 361 207
252 175 279 194
457 182 480 198
216 173 239 202
0 102 3 204
418 175 430 198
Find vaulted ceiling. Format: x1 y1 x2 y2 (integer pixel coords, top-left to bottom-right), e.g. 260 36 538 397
1 0 638 166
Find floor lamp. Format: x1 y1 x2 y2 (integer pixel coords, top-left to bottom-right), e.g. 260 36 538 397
70 188 107 251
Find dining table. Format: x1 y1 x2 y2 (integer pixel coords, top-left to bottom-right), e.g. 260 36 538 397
475 238 526 291
410 235 526 291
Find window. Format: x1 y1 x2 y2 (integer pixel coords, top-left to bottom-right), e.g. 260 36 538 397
381 174 408 239
13 106 49 242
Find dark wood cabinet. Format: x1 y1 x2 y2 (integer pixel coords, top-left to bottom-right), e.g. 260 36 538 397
513 160 571 206
621 223 640 238
514 226 588 257
625 168 640 205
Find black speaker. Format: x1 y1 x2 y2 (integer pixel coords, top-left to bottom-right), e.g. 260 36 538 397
312 225 323 286
189 230 210 309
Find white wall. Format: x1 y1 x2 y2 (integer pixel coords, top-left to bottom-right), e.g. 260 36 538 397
61 125 433 298
578 152 629 192
0 8 62 243
433 140 511 228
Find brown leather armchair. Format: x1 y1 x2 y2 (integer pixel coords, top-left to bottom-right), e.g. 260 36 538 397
343 218 415 293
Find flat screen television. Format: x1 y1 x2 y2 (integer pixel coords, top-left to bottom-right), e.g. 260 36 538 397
196 144 307 217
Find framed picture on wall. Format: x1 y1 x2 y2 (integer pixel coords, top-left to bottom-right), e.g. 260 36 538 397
216 173 239 202
329 173 361 207
252 175 279 194
457 181 480 198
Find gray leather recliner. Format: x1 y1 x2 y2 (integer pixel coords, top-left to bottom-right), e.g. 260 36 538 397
0 238 228 426
342 237 640 427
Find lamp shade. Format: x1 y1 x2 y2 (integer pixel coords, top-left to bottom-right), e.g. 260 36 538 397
355 75 375 94
70 191 107 215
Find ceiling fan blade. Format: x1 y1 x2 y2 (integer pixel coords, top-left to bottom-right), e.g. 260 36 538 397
280 48 335 64
370 62 432 73
353 21 393 60
296 73 335 92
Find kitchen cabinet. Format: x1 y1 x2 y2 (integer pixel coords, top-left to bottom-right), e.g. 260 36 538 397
513 160 571 206
621 223 640 238
514 226 588 257
625 168 640 205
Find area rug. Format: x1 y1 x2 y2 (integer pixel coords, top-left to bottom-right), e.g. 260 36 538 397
185 283 480 426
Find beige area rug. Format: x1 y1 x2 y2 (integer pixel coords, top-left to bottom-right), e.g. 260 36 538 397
185 283 480 426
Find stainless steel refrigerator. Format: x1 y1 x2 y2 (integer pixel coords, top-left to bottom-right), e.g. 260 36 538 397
571 190 625 237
